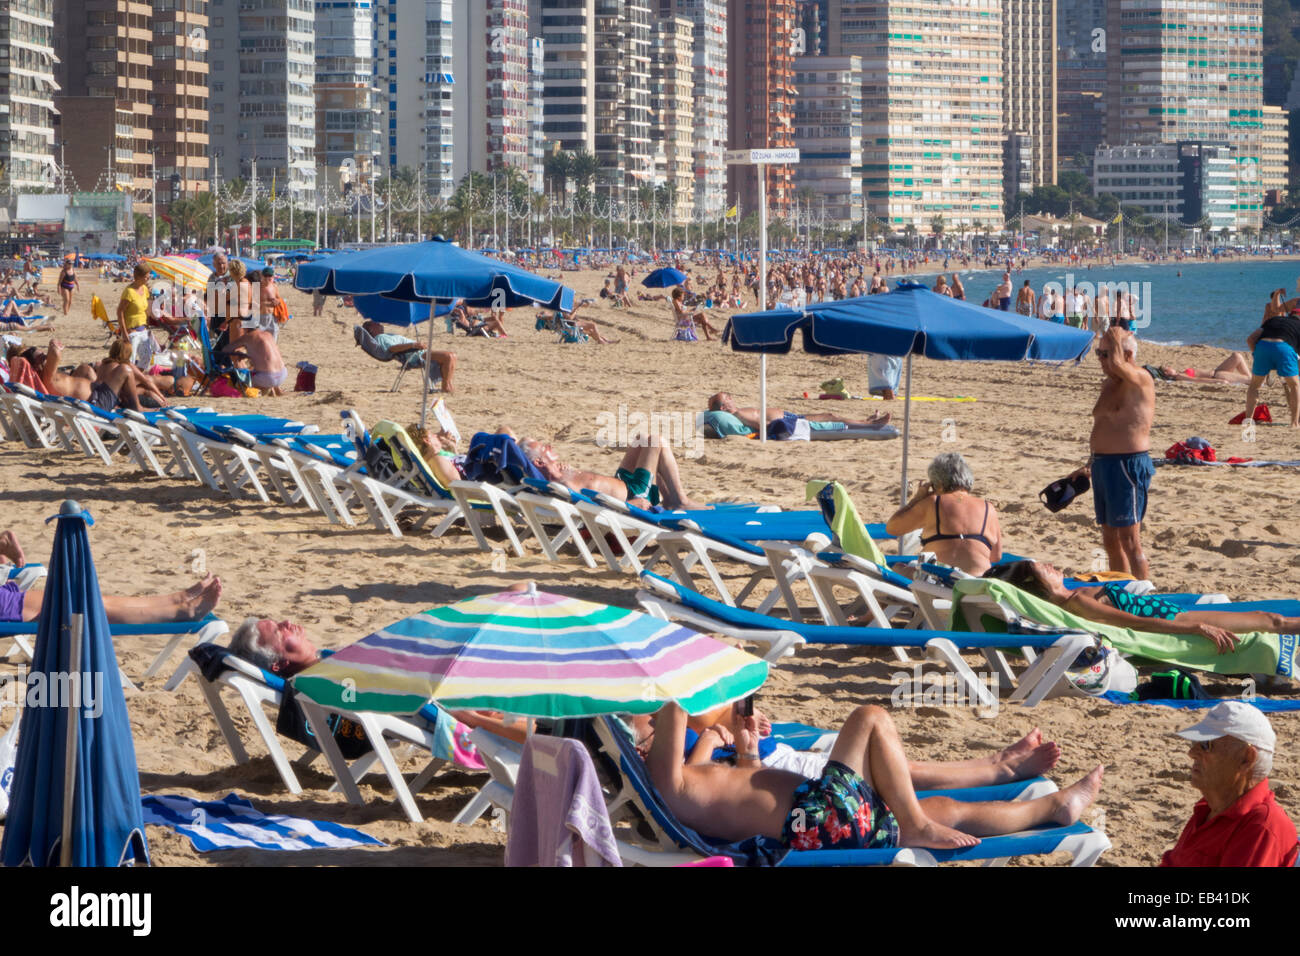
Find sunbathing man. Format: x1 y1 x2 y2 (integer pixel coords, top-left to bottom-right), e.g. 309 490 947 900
646 701 1104 851
0 529 222 624
520 434 706 510
983 560 1300 654
35 339 170 411
360 320 457 394
632 699 1061 784
707 391 891 434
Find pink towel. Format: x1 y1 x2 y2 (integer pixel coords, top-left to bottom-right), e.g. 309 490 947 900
505 735 621 867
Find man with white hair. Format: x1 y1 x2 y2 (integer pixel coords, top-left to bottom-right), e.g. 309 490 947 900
1071 325 1155 580
1161 701 1298 867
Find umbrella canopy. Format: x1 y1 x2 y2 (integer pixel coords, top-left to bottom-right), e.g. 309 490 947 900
353 295 450 327
724 283 1094 361
292 587 768 720
199 253 265 273
293 237 575 312
1 502 149 867
723 282 1095 501
143 254 212 292
642 267 688 289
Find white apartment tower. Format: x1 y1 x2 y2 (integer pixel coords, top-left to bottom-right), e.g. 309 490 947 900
0 1 57 191
659 0 727 217
314 0 380 177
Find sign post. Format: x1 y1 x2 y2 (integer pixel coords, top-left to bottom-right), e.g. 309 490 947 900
726 148 800 443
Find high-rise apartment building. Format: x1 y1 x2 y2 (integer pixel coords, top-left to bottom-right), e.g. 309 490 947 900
652 16 695 222
658 0 727 217
1261 104 1289 208
452 0 536 182
827 0 1005 232
0 1 57 192
1105 0 1264 229
726 0 797 218
533 0 597 162
1094 141 1236 233
373 1 455 197
793 54 862 227
1002 0 1057 206
54 0 154 209
314 0 380 178
151 0 210 204
209 0 316 202
1057 0 1107 169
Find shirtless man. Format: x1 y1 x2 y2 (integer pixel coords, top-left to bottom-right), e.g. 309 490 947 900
1014 280 1036 316
1072 327 1155 579
359 320 457 393
1094 285 1111 334
520 434 705 510
995 271 1013 311
645 701 1104 852
36 339 169 411
226 324 287 395
707 391 890 433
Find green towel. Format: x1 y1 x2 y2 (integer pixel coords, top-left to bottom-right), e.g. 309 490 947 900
805 480 889 567
951 578 1295 678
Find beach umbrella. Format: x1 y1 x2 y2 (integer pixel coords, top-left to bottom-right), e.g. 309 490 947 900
292 586 768 720
200 253 265 273
642 267 688 289
143 254 211 292
352 295 450 328
294 237 574 426
723 280 1094 501
0 502 149 867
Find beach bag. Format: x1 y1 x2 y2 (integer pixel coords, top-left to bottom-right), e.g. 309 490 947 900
294 361 317 393
275 693 373 761
209 377 242 399
1040 472 1090 512
0 715 18 821
1066 644 1138 696
1133 669 1212 701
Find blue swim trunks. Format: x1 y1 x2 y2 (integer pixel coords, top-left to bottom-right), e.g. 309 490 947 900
1251 340 1300 378
1092 451 1155 528
0 581 26 623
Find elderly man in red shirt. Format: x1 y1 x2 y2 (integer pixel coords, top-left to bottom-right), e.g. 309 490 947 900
1161 701 1298 867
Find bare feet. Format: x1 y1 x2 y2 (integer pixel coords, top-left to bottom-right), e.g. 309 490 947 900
1052 765 1105 826
993 727 1061 781
898 817 981 850
179 574 222 620
0 530 25 567
868 411 892 426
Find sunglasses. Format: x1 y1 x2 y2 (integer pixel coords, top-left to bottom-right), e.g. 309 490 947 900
1096 350 1112 359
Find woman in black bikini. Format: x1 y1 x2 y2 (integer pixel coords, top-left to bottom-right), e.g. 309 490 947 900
57 260 78 316
885 451 1002 575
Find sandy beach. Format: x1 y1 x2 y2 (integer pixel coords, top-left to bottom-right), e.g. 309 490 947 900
2 262 1298 867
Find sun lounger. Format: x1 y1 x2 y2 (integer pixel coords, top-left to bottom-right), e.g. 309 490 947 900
589 716 1110 867
156 412 318 501
636 570 1096 707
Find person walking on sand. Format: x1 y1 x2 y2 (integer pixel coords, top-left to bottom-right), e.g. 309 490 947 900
1069 327 1155 580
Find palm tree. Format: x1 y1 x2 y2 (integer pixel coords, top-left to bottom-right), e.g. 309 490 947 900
569 150 600 189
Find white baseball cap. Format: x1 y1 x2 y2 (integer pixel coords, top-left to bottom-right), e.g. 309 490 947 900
1175 701 1275 754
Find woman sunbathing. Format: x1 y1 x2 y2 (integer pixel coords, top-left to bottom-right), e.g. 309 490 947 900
1144 352 1252 385
983 560 1300 654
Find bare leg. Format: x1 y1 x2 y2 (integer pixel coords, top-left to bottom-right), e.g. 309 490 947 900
908 728 1061 790
1215 352 1251 377
649 440 705 510
0 530 25 566
827 705 979 849
1179 608 1300 634
426 349 457 394
1108 523 1148 580
802 411 892 427
1284 376 1300 427
918 765 1104 836
1100 524 1132 576
23 575 223 624
1242 374 1266 422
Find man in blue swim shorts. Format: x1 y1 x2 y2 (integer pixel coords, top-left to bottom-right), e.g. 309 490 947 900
1242 310 1300 428
1071 327 1156 580
706 392 890 434
644 702 1104 857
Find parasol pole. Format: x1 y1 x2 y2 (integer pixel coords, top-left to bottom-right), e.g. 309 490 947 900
60 612 84 867
899 353 913 508
421 301 435 430
758 161 767 444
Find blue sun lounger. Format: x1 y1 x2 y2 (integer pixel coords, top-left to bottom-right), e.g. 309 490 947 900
591 716 1110 867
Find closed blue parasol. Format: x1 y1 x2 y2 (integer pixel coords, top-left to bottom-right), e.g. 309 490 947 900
295 237 575 425
0 502 149 867
642 267 688 289
723 282 1095 500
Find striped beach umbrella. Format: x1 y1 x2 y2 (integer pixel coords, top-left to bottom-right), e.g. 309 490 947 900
292 587 768 719
143 254 212 292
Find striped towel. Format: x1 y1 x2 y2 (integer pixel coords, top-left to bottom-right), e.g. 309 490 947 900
142 793 385 852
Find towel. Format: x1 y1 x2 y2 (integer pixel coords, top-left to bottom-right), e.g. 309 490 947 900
951 578 1296 679
464 432 547 484
805 480 888 567
142 793 385 852
505 735 621 867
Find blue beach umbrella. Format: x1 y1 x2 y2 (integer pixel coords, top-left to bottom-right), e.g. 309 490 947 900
352 295 450 328
723 281 1094 501
1 502 149 867
199 253 266 273
642 267 688 289
295 237 575 425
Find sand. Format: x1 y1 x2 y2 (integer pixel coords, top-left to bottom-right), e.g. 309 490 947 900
2 261 1297 867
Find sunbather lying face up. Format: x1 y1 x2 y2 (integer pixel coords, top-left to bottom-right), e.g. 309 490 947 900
983 560 1300 655
228 617 321 676
519 436 706 510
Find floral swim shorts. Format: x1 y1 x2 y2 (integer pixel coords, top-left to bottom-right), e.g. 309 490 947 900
781 759 899 852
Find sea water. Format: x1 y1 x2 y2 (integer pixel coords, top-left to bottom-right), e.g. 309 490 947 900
912 258 1299 349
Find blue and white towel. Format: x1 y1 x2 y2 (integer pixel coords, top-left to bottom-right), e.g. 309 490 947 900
142 793 385 852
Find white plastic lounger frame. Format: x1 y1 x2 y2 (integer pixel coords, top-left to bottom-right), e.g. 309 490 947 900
508 482 600 568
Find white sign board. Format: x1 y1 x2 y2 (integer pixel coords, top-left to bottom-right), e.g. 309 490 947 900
725 148 801 166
